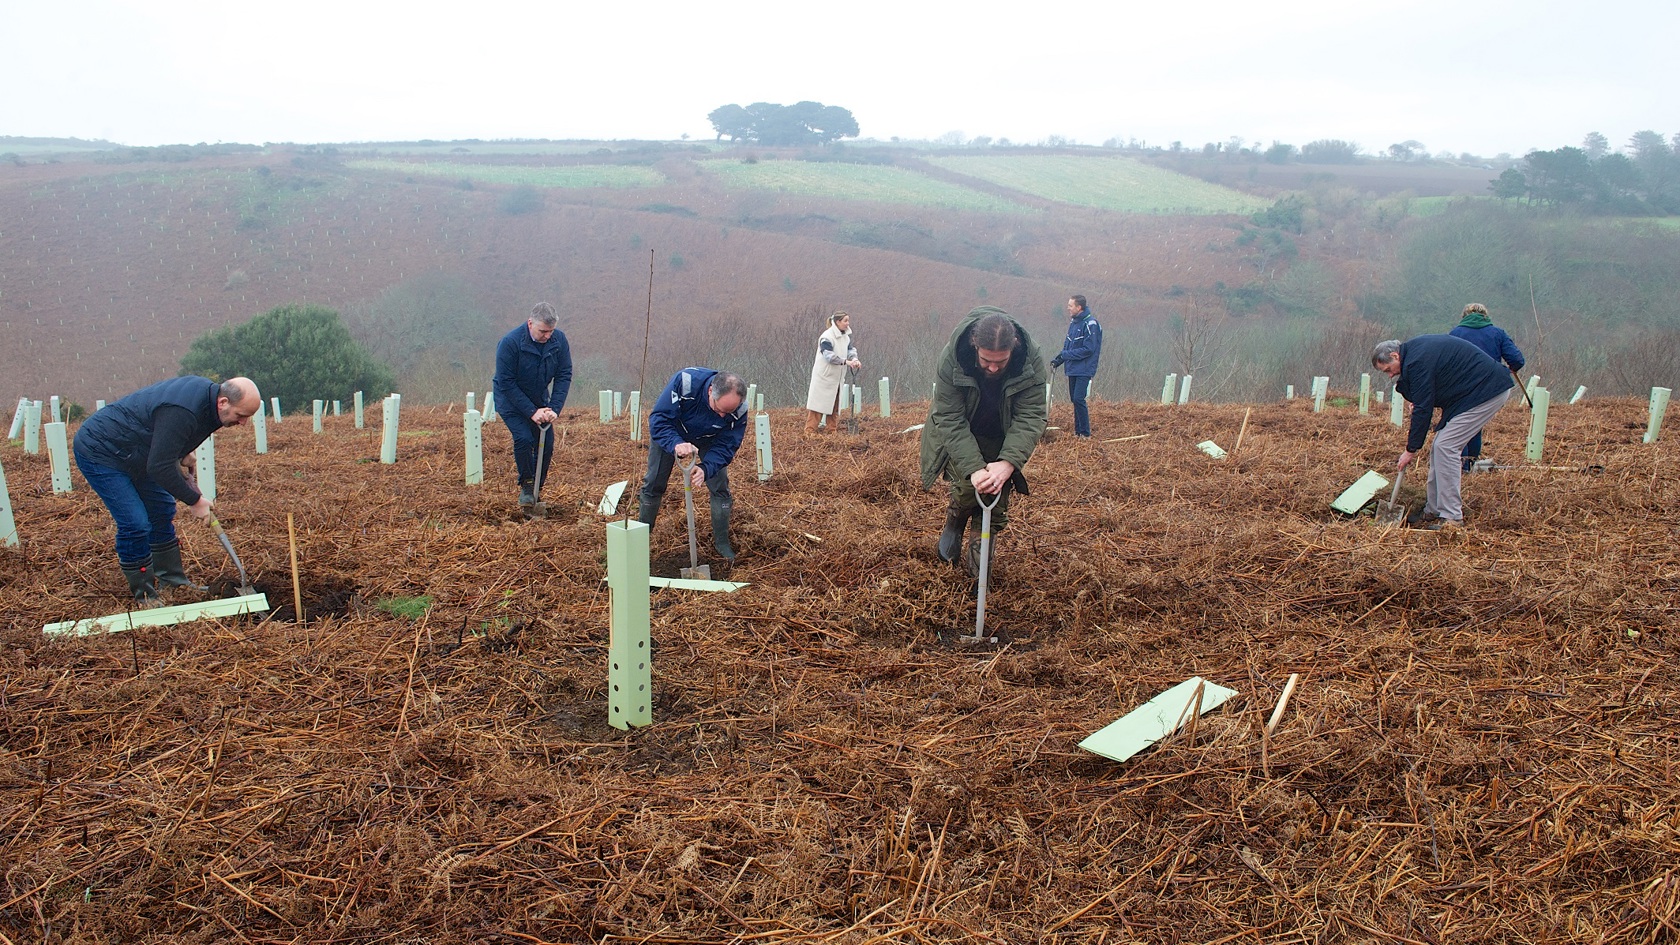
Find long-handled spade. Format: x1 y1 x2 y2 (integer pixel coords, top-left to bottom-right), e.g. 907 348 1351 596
528 423 551 519
846 366 860 435
678 454 710 580
960 488 1002 645
1511 370 1535 409
1374 466 1407 525
206 507 257 596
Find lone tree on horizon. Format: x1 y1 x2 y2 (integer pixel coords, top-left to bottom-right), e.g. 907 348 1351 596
707 101 859 146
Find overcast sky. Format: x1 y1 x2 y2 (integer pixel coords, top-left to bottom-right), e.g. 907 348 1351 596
3 0 1675 158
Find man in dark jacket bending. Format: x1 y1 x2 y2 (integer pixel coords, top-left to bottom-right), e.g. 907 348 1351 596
636 367 750 561
1373 336 1513 530
73 375 262 602
493 302 573 508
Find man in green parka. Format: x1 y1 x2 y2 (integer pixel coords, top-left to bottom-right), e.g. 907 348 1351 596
919 306 1049 574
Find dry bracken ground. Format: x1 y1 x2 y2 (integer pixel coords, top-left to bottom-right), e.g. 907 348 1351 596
2 395 1677 944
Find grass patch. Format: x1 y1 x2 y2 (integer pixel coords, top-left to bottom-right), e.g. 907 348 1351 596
375 595 433 620
703 159 1032 213
347 159 664 189
925 154 1270 214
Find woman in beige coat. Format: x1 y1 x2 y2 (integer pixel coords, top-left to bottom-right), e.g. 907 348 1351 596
804 311 860 434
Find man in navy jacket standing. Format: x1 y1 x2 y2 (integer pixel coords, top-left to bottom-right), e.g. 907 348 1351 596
1373 336 1512 530
493 302 573 508
73 375 262 602
1049 294 1102 438
635 367 749 561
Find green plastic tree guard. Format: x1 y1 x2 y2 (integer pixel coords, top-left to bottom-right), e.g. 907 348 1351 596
23 401 41 454
1647 387 1671 443
45 421 72 493
313 400 324 433
8 397 26 439
253 400 268 454
0 455 18 547
606 520 653 730
466 391 476 413
1525 386 1551 462
629 391 642 442
1161 374 1177 405
1570 386 1586 405
756 413 773 482
1359 374 1371 415
483 390 496 423
879 377 891 418
332 400 341 417
43 593 271 638
1178 375 1194 405
49 395 61 423
270 396 281 422
613 391 623 419
598 390 612 423
354 391 364 429
196 434 217 504
1079 676 1239 763
464 409 483 485
381 394 401 464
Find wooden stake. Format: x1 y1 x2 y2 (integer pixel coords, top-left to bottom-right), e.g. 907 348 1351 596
1234 407 1252 454
1265 673 1300 736
287 513 304 625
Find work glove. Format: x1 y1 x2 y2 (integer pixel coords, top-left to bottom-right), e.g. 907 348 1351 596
1050 357 1064 370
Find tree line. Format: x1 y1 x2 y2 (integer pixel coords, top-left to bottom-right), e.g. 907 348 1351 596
707 102 859 147
1492 131 1679 214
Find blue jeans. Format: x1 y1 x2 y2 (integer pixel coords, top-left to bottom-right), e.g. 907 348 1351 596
74 449 179 564
1068 375 1092 437
638 447 731 515
503 416 554 488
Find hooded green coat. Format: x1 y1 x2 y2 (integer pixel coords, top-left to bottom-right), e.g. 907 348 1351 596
919 306 1049 490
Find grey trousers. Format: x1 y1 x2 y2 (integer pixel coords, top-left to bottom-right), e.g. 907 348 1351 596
1424 391 1510 522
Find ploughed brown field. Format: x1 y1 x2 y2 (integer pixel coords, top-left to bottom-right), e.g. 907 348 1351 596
3 394 1676 943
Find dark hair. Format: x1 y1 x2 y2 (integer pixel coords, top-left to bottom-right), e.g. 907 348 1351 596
712 372 748 399
1070 294 1087 312
530 302 557 326
969 313 1019 353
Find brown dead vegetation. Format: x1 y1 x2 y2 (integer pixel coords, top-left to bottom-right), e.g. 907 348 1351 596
2 394 1677 943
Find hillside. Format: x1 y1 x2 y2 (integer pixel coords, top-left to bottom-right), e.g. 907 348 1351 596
0 143 1499 407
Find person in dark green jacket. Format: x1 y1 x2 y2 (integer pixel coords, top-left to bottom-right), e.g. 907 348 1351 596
920 307 1049 574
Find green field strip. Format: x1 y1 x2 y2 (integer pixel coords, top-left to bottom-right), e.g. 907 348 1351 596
925 154 1270 214
702 159 1035 213
347 160 666 189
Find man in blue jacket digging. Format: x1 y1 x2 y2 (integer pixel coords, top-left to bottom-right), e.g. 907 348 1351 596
635 368 750 561
1373 336 1513 531
493 302 573 509
73 375 263 603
